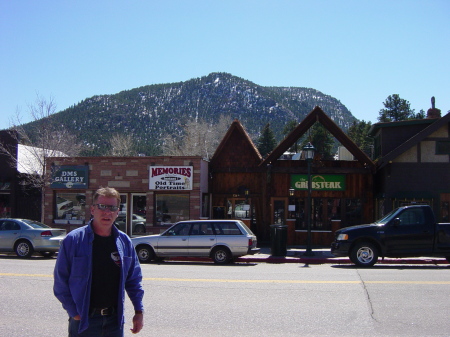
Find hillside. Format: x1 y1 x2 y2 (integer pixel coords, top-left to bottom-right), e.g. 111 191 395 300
26 72 356 156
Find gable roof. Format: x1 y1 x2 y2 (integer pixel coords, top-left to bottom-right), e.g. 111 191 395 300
210 119 262 167
260 106 375 171
376 112 450 169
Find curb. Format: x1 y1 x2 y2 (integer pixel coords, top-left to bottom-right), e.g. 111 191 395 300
236 256 449 265
163 255 449 265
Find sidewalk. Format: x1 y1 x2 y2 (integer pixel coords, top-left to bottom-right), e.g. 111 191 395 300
235 246 449 265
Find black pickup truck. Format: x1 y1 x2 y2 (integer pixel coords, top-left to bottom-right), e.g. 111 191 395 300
331 205 450 267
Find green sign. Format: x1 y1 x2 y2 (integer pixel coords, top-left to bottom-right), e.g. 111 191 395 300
51 165 89 189
291 174 345 191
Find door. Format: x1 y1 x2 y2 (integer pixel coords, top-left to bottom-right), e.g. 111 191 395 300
188 222 216 257
157 222 191 256
272 198 286 225
0 220 21 249
383 207 434 255
131 194 147 235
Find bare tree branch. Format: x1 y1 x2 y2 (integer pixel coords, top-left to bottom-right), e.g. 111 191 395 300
161 115 232 160
107 134 137 156
0 95 83 221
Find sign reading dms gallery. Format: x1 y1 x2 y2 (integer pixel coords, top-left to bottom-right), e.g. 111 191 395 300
149 166 193 190
51 165 89 189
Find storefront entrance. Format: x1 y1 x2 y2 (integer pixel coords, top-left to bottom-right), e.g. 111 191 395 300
116 193 147 236
226 198 251 220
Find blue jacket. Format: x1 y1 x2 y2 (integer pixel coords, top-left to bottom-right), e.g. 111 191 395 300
53 221 144 333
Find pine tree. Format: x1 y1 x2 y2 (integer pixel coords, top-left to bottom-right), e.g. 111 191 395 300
378 94 415 122
347 120 373 158
257 123 277 157
302 124 334 160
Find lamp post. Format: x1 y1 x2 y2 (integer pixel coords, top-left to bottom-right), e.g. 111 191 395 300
303 142 315 256
289 187 295 219
244 188 250 218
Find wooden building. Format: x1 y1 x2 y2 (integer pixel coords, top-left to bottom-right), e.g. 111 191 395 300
210 107 375 246
370 103 450 221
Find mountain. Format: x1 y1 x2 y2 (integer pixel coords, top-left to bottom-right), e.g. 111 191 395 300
27 72 357 156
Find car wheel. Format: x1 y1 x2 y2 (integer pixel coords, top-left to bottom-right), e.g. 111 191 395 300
134 224 146 234
15 240 34 258
40 252 55 258
136 245 155 263
350 242 378 267
211 246 232 264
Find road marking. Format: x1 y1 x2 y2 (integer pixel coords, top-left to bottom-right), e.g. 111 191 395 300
1 273 449 285
142 277 450 285
0 273 52 278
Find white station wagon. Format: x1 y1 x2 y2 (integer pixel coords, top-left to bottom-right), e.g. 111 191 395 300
132 220 260 264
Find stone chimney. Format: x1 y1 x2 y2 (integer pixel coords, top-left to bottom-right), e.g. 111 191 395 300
427 96 441 119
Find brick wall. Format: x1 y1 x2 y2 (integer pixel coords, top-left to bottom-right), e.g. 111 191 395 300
44 156 207 233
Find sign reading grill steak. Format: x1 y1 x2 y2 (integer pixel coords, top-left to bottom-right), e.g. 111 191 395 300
149 166 193 190
291 174 346 191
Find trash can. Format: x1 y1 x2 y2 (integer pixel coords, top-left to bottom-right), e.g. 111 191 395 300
270 224 288 257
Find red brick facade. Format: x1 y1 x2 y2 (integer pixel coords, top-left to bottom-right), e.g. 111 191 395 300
44 156 208 235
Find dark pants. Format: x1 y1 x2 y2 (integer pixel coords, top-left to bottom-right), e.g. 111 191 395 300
68 314 123 337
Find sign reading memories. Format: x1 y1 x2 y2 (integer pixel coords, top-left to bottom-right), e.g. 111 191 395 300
149 166 193 190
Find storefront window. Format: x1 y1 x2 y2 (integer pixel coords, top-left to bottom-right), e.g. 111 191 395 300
201 193 209 218
155 194 189 225
55 193 86 223
394 199 431 208
0 194 11 217
312 198 324 229
345 198 362 227
328 198 341 221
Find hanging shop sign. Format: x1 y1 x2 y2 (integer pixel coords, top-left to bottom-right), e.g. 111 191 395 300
291 174 346 191
51 165 89 189
149 166 193 190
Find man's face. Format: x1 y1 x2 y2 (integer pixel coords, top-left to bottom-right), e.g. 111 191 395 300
91 195 119 229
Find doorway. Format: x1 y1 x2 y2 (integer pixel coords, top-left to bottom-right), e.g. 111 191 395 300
226 198 251 220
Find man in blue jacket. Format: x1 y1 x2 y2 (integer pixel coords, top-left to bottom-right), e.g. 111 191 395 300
54 187 144 336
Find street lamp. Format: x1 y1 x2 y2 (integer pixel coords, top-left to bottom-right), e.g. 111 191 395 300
289 187 295 197
244 188 250 218
303 142 315 256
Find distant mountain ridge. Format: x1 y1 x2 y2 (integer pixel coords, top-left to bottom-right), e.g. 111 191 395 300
29 72 357 156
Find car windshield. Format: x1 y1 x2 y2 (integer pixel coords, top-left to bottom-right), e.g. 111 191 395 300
374 208 401 225
21 219 51 229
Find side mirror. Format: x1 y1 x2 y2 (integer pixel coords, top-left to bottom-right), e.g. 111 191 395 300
391 218 401 226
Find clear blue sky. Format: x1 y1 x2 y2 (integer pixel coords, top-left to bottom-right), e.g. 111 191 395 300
1 0 449 128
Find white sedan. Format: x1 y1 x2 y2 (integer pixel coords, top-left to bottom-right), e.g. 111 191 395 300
132 220 260 264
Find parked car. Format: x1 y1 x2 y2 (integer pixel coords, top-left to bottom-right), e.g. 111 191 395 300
331 205 450 267
132 220 260 264
0 218 66 258
115 213 147 234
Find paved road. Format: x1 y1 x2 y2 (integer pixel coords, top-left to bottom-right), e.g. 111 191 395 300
0 255 449 336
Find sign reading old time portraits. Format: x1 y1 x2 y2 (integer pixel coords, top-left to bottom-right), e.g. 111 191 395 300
149 166 193 190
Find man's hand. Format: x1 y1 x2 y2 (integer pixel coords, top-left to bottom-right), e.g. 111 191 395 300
130 313 144 334
73 315 81 321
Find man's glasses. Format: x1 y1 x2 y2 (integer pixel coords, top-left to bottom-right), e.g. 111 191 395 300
94 204 119 212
